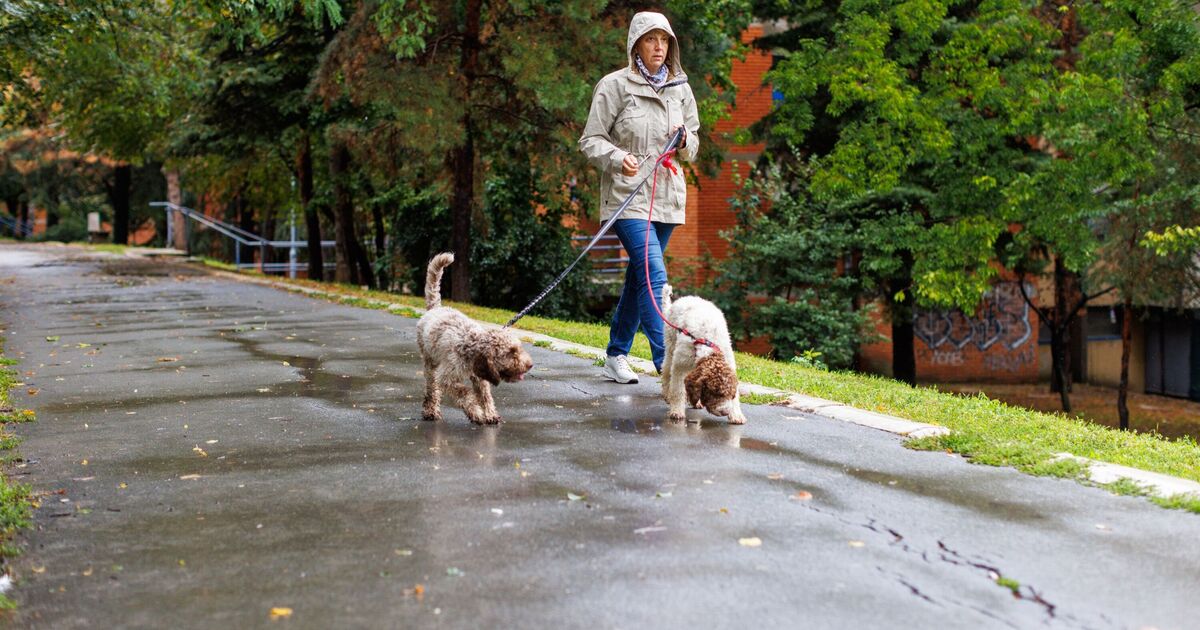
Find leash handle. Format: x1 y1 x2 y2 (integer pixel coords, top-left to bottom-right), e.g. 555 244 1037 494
503 128 686 329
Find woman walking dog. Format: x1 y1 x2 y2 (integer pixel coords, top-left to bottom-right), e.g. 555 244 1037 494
579 11 700 383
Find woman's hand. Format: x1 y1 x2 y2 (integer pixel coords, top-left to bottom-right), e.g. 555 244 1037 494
671 125 687 148
621 153 639 177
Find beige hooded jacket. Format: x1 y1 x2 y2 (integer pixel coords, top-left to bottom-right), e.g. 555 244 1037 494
578 11 700 224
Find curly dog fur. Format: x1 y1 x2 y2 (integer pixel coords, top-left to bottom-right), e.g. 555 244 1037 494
417 253 533 424
660 285 747 424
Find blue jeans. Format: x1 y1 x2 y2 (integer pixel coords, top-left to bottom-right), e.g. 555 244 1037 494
607 219 676 372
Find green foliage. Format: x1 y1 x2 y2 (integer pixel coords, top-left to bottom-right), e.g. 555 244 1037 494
707 162 868 368
470 166 598 321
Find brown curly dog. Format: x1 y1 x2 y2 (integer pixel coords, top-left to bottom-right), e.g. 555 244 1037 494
417 253 533 424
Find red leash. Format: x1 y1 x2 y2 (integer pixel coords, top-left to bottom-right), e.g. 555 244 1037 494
643 149 719 351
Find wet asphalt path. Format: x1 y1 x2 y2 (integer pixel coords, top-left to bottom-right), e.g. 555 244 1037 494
0 243 1197 629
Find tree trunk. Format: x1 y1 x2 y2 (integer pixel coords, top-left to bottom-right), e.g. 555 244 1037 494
351 229 376 290
165 168 186 250
1049 330 1072 412
3 196 18 238
1050 256 1080 411
892 314 916 386
371 198 387 289
448 0 482 303
110 163 132 245
297 132 323 281
329 139 357 284
16 199 29 239
1116 299 1133 430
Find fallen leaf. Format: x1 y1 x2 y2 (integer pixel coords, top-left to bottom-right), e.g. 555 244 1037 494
269 607 293 620
738 537 763 547
80 459 88 466
192 446 208 458
633 526 667 535
156 357 179 363
179 474 202 480
446 567 464 577
790 491 813 501
76 343 91 349
566 493 585 501
26 388 38 396
719 508 729 514
848 540 865 548
31 566 45 574
118 483 127 489
82 567 93 576
394 549 413 556
767 473 784 480
45 336 59 342
655 491 672 498
205 439 218 444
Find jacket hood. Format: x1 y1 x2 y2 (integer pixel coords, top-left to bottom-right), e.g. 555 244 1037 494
626 11 685 80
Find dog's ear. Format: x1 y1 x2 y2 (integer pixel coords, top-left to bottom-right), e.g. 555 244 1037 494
473 352 501 385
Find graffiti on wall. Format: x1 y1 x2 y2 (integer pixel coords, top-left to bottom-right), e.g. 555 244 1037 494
913 283 1035 372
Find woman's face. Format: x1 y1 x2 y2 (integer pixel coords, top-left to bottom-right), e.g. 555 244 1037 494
636 29 670 74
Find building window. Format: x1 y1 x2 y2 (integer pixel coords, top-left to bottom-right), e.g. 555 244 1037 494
1087 306 1123 340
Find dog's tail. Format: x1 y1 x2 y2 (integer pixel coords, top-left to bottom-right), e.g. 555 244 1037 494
661 283 673 312
425 252 455 310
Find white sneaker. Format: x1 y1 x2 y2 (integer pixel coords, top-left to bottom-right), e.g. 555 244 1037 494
603 355 639 384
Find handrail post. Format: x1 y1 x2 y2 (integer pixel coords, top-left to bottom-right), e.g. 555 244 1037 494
165 205 173 249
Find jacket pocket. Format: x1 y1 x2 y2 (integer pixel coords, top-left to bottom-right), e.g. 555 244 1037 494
613 106 648 151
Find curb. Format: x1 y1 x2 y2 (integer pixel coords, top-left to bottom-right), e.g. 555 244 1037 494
1054 453 1200 500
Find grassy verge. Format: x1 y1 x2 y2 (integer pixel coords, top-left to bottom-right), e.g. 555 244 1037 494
0 341 35 608
200 264 1200 511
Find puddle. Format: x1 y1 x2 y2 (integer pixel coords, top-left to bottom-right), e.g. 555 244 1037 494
609 418 664 435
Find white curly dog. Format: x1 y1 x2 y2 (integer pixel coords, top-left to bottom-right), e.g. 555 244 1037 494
660 285 747 424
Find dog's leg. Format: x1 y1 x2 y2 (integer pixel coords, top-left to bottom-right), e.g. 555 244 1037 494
471 375 500 424
660 333 675 401
421 356 444 422
727 392 747 425
720 344 747 424
449 380 488 425
666 348 689 422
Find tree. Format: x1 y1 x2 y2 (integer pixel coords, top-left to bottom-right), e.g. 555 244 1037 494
2 0 205 243
707 159 868 369
313 0 750 303
752 0 1073 384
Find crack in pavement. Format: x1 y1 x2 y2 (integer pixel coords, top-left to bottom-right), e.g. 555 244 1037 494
800 503 1102 628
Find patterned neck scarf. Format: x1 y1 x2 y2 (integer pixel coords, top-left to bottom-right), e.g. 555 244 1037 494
635 53 669 91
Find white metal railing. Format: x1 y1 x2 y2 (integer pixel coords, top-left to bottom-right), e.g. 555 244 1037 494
151 202 336 278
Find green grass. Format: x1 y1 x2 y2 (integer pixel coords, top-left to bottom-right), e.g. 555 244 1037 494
0 335 34 574
995 576 1021 594
80 243 131 255
198 268 1200 500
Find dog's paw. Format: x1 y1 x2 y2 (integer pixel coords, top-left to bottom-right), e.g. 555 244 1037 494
727 413 747 425
485 415 502 425
422 412 442 422
668 409 686 422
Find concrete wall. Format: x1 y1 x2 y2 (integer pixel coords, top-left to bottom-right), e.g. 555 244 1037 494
1087 323 1145 391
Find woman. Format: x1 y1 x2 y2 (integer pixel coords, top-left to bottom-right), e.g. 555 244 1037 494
579 10 700 383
